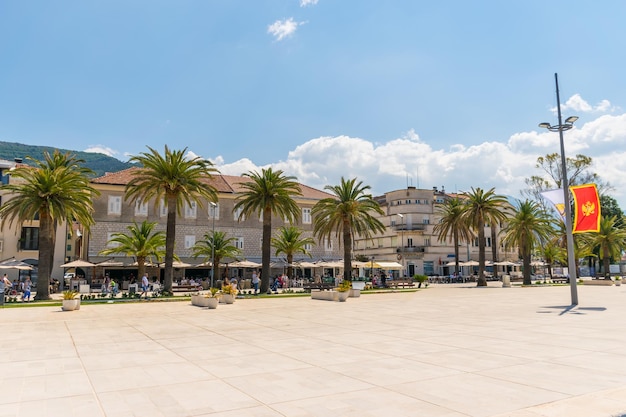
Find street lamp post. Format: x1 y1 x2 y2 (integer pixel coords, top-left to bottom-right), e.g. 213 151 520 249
209 202 217 288
538 72 579 305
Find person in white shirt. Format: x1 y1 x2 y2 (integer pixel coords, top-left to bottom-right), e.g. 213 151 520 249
140 274 150 299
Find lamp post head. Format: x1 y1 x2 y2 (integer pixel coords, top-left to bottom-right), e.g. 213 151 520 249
538 122 551 129
209 201 217 207
565 116 578 124
397 213 403 218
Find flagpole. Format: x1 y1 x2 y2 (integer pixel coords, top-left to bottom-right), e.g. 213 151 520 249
539 73 579 305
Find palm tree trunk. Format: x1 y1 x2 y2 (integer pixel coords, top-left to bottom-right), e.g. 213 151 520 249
287 254 293 282
164 194 177 293
603 245 610 278
522 246 532 285
453 230 460 276
261 207 271 293
137 257 146 279
343 219 352 281
477 221 487 287
36 212 53 300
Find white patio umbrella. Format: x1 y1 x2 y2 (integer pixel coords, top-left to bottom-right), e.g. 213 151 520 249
60 259 96 268
0 258 34 270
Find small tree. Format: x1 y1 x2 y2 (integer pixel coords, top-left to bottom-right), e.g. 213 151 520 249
271 226 315 281
191 231 241 284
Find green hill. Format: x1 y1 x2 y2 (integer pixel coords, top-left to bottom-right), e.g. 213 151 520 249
0 141 134 177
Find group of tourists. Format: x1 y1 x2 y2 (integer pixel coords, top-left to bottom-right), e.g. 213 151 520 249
1 273 32 301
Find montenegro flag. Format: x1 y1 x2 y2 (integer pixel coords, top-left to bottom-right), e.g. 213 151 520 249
570 184 601 233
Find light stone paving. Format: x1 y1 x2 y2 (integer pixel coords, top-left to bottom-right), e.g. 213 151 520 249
1 283 626 417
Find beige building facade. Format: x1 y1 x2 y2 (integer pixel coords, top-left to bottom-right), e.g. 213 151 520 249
353 186 518 277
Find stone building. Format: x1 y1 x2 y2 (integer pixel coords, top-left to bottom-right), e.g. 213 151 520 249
85 168 342 281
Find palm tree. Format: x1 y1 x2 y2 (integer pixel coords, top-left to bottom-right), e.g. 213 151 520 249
126 146 218 293
234 168 302 293
0 151 99 300
580 215 626 278
460 187 508 286
271 226 315 281
191 231 241 285
539 239 566 280
312 177 386 281
434 197 473 277
99 220 166 279
500 200 554 285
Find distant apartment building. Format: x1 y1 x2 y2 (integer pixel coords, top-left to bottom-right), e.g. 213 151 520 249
353 186 518 277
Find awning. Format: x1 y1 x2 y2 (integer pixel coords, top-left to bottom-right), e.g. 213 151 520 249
373 261 403 270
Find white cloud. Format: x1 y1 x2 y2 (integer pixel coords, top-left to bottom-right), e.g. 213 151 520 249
210 111 626 209
300 0 319 6
84 145 117 157
267 18 301 41
554 94 615 114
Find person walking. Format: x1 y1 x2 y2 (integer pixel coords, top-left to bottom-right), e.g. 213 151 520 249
0 274 10 296
22 278 32 302
140 273 150 299
252 270 259 295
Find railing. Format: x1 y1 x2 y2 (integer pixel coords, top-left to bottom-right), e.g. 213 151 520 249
397 246 425 253
394 224 425 231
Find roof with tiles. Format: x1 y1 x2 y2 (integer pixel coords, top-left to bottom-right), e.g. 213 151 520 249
92 168 332 199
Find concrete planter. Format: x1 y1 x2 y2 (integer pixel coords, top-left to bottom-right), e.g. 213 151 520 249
351 281 366 291
220 294 235 304
206 297 219 309
311 290 338 301
62 299 80 311
191 294 210 307
349 289 361 298
337 291 349 302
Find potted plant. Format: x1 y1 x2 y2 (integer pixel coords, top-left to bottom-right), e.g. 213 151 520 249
615 277 622 287
62 290 80 311
414 274 428 288
205 287 220 309
191 292 210 307
336 280 351 302
220 283 237 304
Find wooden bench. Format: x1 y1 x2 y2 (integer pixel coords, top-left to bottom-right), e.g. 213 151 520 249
386 279 415 288
172 284 202 292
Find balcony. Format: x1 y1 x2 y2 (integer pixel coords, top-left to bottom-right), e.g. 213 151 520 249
394 224 425 231
397 246 425 253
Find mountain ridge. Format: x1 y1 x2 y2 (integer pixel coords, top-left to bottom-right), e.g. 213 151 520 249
0 141 134 177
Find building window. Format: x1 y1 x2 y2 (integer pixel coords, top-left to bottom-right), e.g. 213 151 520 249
135 200 148 216
160 199 168 217
235 237 244 249
423 217 430 224
20 227 39 250
302 208 311 224
208 203 220 220
324 239 333 252
106 232 120 248
424 261 434 275
304 243 312 252
486 237 491 247
424 237 431 246
184 235 196 249
184 201 197 219
108 196 122 215
234 206 244 221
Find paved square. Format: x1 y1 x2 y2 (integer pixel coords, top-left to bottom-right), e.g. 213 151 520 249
2 284 626 417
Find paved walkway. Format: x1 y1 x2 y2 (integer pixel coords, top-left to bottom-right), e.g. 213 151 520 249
1 283 626 417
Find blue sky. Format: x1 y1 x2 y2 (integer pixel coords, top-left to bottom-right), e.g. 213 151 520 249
2 1 626 206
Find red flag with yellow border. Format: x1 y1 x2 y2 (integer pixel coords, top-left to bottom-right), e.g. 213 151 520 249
570 184 600 233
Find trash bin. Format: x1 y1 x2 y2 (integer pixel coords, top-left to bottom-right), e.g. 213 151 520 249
502 275 511 288
129 283 138 294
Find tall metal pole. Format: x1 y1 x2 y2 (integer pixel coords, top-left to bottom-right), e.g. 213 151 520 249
554 73 579 305
210 202 217 289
